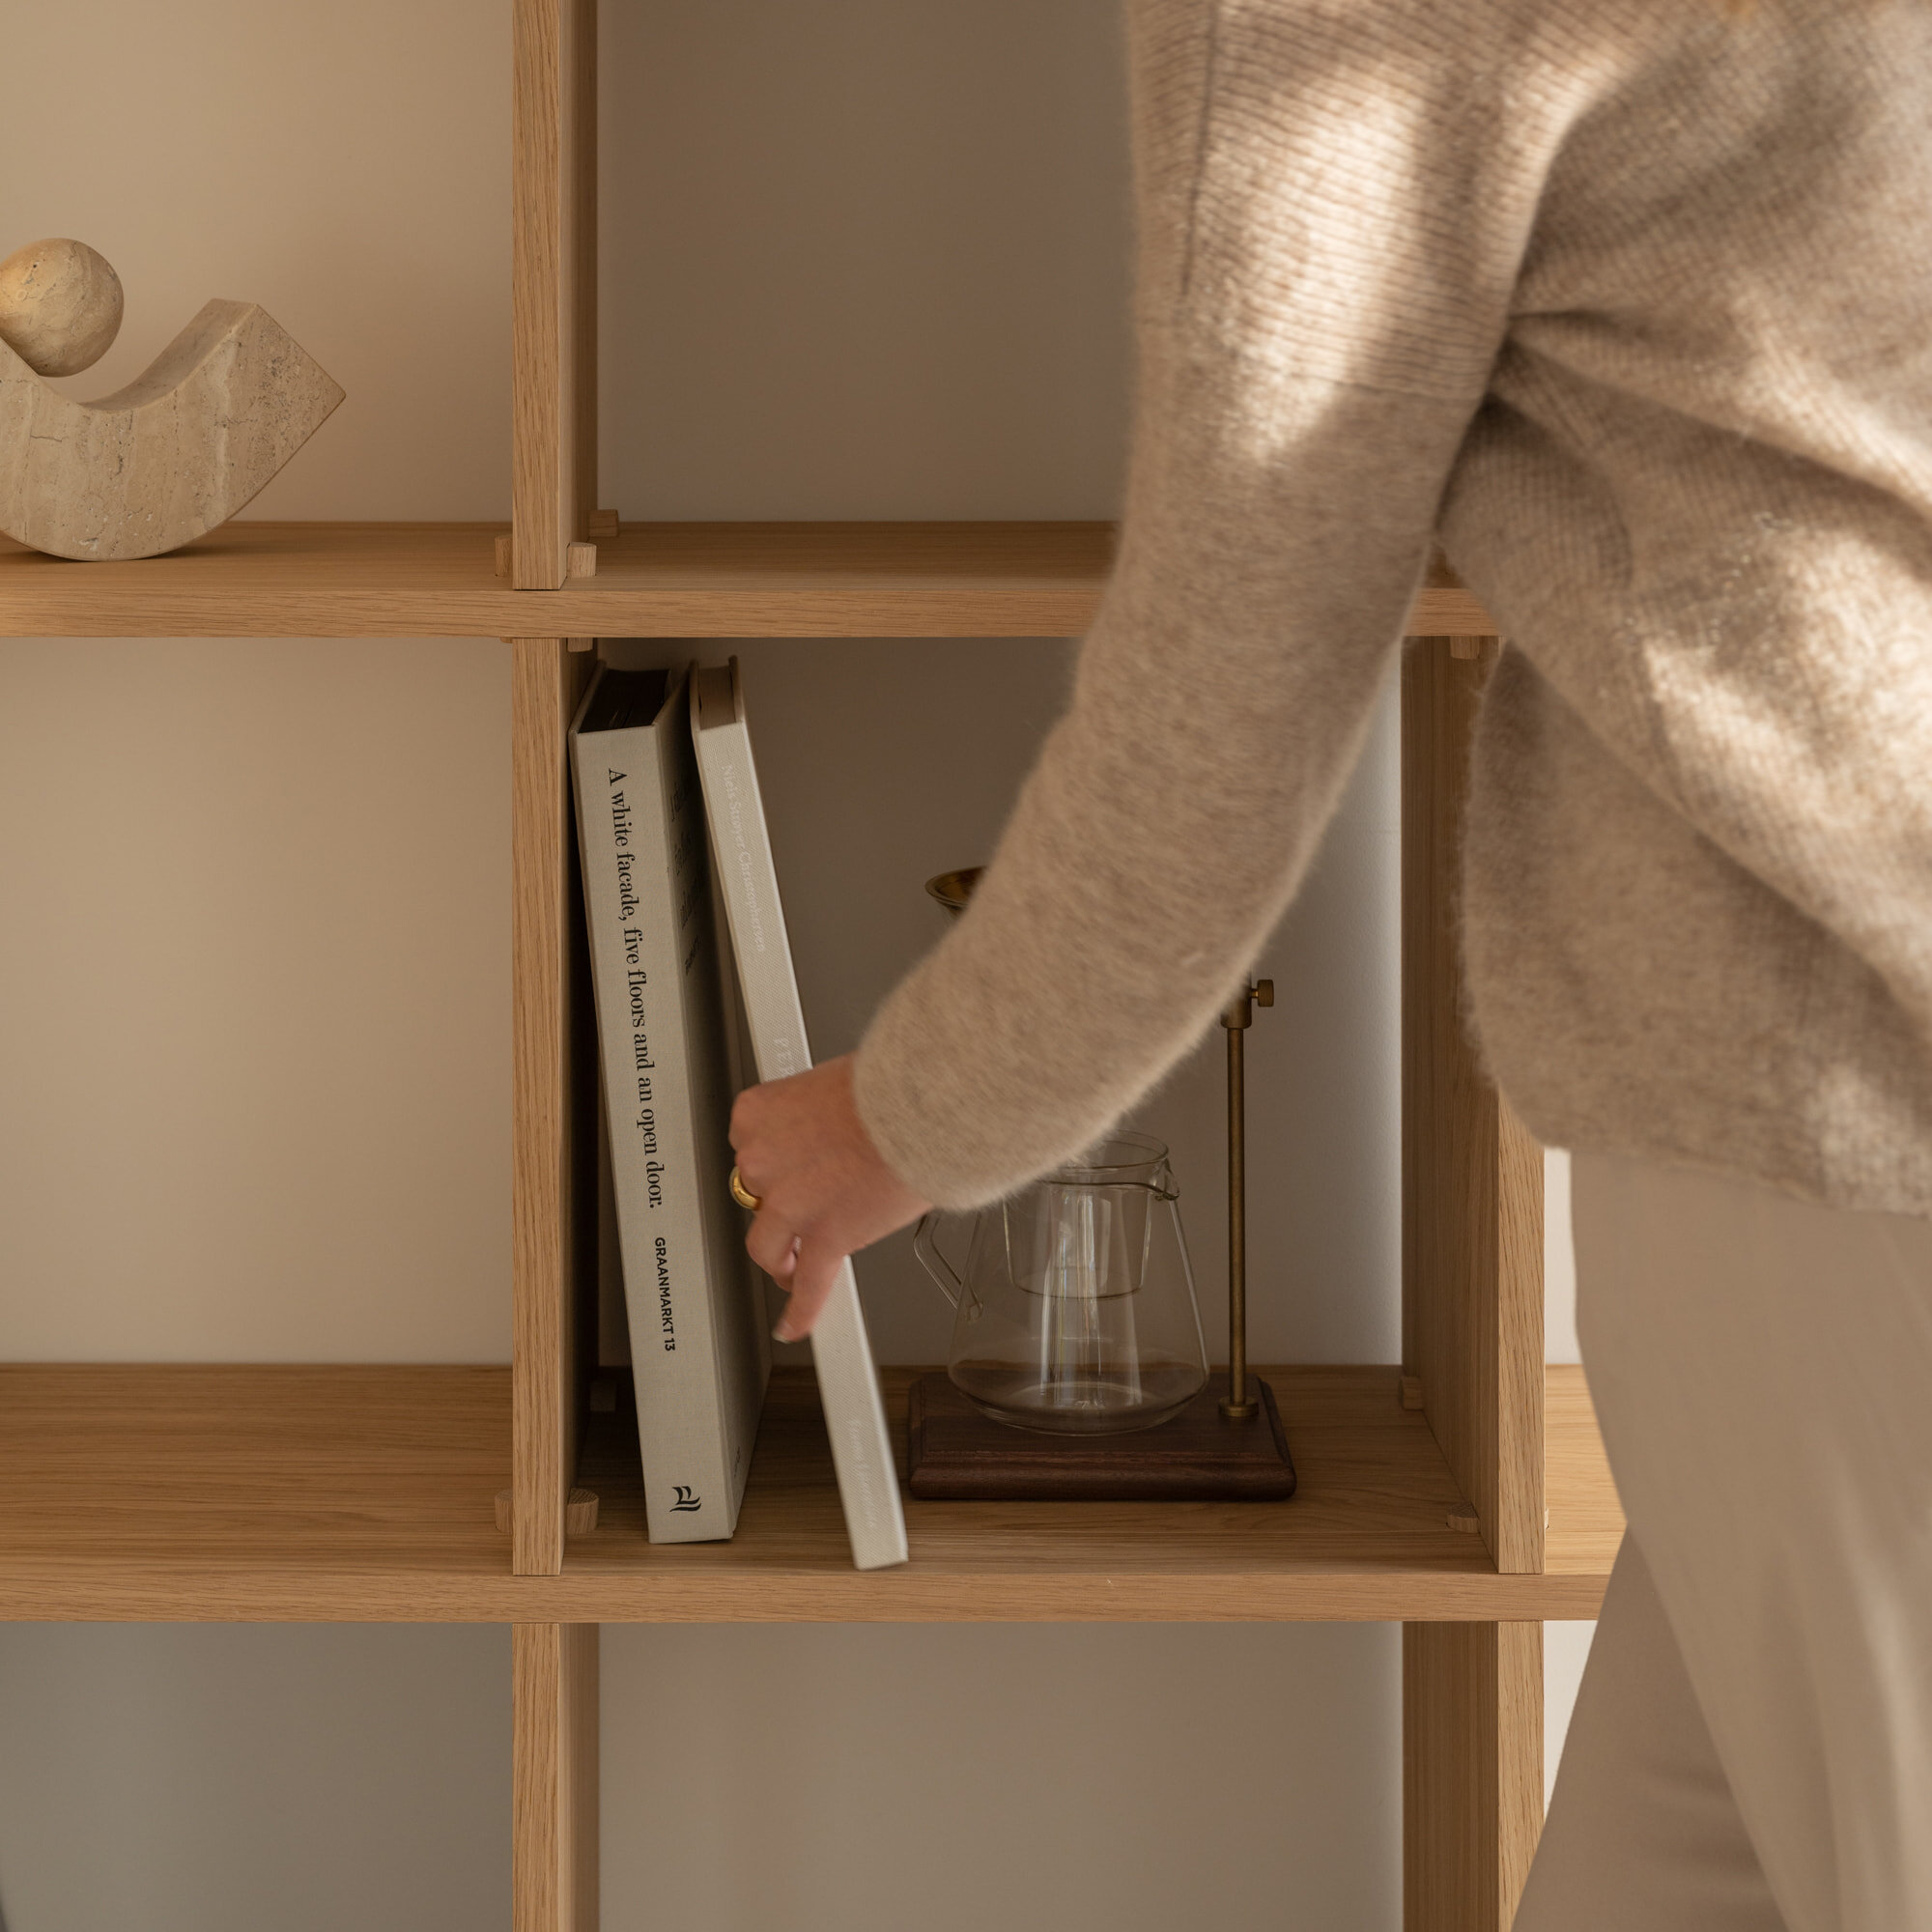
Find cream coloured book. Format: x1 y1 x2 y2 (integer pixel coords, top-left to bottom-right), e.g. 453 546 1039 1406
691 659 909 1572
571 665 770 1543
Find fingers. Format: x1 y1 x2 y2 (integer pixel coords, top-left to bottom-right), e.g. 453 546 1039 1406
744 1201 796 1283
727 1054 930 1344
773 1235 844 1343
740 1198 842 1344
726 1080 768 1154
742 1179 809 1341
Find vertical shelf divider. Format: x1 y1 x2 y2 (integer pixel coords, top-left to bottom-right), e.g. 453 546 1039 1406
512 638 599 1577
1401 636 1548 1929
510 0 600 1573
514 1622 601 1932
1401 636 1546 1572
512 0 598 589
1403 1621 1544 1931
510 6 601 1926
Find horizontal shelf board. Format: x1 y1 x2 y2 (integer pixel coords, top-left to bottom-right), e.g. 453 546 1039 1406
0 1363 1616 1622
1545 1363 1626 1579
0 522 1499 640
559 1365 1615 1621
0 1364 514 1618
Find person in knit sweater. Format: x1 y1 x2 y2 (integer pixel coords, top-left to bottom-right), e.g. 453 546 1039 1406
731 3 1932 1923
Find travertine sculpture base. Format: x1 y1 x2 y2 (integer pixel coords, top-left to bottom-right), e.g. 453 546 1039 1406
0 298 344 561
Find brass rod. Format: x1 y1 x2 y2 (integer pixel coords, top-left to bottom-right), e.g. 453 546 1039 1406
1219 979 1265 1422
1226 1015 1250 1414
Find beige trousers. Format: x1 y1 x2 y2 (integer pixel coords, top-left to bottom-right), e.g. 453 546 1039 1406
1514 1151 1932 1932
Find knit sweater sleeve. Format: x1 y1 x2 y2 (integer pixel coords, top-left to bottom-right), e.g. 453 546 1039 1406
853 0 1575 1208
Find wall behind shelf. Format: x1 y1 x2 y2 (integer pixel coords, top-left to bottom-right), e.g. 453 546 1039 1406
596 10 1405 1932
7 0 511 521
597 631 1404 1372
603 1621 1401 1932
599 0 1403 1371
0 0 519 1913
0 633 513 1362
599 0 1130 522
0 1624 510 1932
0 0 515 1364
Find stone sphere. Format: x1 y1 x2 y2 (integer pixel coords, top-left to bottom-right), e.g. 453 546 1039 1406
0 238 125 378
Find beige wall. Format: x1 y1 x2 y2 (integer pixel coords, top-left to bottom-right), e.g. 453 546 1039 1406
599 0 1132 522
26 0 511 520
602 1621 1400 1932
0 0 515 1365
599 0 1406 1371
0 1624 510 1932
0 1 1589 1925
0 633 512 1362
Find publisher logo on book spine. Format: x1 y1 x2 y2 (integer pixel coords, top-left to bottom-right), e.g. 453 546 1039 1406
670 1486 701 1513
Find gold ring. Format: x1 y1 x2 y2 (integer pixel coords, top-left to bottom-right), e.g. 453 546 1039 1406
729 1167 762 1212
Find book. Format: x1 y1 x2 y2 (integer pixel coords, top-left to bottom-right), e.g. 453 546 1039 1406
691 659 910 1572
570 665 770 1543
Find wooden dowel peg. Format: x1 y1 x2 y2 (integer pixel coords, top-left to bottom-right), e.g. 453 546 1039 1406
1399 1375 1425 1411
566 541 597 578
497 1488 600 1535
494 532 512 577
587 507 619 537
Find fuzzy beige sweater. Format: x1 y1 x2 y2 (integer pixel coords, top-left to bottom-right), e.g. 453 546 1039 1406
853 0 1932 1214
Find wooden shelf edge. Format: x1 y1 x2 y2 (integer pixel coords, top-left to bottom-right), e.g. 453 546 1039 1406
0 1363 1617 1624
0 1567 1611 1625
0 522 1500 639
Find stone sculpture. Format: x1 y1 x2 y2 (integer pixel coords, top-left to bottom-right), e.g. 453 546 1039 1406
0 238 126 377
0 238 344 561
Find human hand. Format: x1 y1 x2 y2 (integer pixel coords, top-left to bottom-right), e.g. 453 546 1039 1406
728 1054 930 1342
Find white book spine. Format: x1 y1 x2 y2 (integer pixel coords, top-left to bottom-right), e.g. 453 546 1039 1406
692 663 909 1571
572 676 736 1543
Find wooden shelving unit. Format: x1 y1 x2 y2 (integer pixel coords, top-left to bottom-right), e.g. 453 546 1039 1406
0 5 1618 1930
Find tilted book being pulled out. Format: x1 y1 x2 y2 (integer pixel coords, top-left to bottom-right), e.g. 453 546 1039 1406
571 665 770 1544
692 660 910 1572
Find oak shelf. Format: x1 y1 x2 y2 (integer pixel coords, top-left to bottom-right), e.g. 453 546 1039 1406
0 1365 512 1620
0 520 1499 641
0 1362 1617 1624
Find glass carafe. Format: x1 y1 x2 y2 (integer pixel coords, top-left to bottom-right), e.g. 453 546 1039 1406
914 1133 1208 1434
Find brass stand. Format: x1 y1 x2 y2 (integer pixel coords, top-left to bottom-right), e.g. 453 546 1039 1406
906 872 1295 1502
1219 979 1272 1419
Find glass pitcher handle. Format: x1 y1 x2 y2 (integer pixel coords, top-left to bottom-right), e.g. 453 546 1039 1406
912 1213 964 1309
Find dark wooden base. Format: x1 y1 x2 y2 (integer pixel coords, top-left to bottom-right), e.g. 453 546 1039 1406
906 1373 1297 1501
